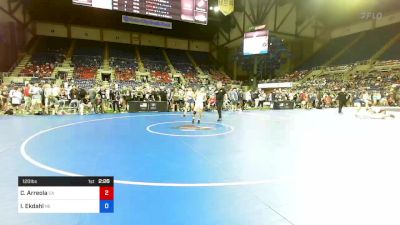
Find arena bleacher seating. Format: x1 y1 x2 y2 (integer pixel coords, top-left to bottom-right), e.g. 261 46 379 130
298 33 360 70
72 40 104 79
139 46 169 72
189 51 232 83
166 49 196 74
380 39 400 61
190 51 217 74
182 73 200 84
11 36 236 86
333 23 400 65
167 49 197 84
20 37 69 77
209 69 230 83
109 43 138 81
151 71 173 84
261 70 309 83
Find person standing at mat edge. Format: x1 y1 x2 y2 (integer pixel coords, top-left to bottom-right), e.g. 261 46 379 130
337 88 349 114
215 82 226 122
192 87 207 124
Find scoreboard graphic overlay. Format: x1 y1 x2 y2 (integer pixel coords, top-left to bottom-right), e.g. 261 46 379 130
18 177 114 213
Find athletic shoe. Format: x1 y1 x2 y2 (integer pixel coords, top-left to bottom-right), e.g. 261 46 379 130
217 118 222 122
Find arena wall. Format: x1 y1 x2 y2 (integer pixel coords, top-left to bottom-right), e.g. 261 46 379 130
376 11 400 27
103 29 131 44
32 21 210 52
36 22 68 38
131 33 140 45
0 1 25 24
0 10 16 23
331 20 373 38
166 38 188 50
0 1 33 71
140 34 165 47
189 40 210 52
70 25 101 41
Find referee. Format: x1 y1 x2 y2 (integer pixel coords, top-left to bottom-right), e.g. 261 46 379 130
215 82 226 122
336 88 349 114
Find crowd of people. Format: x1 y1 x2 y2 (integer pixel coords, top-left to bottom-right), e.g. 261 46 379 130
0 80 264 116
284 70 400 109
1 67 400 116
257 60 400 110
20 64 56 78
259 70 309 83
20 53 66 78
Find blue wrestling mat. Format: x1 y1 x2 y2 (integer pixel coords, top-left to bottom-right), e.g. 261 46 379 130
1 109 400 225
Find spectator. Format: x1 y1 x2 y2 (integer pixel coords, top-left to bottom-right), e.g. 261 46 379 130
30 83 43 113
110 87 121 113
23 84 32 113
9 86 23 114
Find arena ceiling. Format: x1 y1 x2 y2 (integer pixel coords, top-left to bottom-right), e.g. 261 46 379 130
23 0 400 41
295 0 400 28
26 0 222 40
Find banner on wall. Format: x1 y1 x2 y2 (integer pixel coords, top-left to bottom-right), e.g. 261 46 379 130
122 15 172 30
258 82 293 89
218 0 234 16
